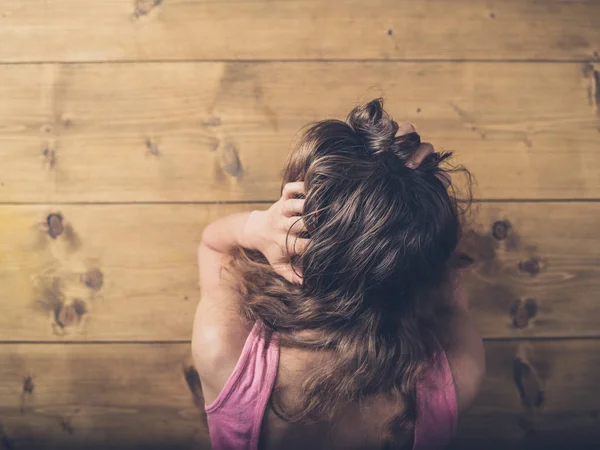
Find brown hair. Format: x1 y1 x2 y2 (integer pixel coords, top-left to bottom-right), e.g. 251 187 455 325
224 98 472 438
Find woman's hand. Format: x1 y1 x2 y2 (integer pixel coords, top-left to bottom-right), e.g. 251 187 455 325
242 181 309 284
398 123 452 188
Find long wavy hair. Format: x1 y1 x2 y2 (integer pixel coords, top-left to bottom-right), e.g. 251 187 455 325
223 98 472 442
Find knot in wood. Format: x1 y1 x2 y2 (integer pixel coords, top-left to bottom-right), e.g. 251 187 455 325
83 269 104 291
47 214 64 239
492 220 511 240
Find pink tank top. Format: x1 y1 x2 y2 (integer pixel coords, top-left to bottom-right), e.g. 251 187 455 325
205 321 457 450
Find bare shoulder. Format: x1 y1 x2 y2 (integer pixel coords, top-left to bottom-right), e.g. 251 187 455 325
192 300 250 405
436 303 486 414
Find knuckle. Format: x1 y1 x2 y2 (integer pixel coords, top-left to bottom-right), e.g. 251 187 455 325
290 199 303 213
420 142 435 152
398 123 416 135
281 199 290 211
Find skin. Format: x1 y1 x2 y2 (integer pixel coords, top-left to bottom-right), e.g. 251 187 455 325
192 128 485 449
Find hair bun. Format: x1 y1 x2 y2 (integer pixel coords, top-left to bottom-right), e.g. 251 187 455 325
347 99 421 164
347 98 398 156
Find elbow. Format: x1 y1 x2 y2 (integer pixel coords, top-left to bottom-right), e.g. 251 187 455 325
199 225 218 253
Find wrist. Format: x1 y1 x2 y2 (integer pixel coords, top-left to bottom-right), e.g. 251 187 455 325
239 210 265 251
201 211 260 254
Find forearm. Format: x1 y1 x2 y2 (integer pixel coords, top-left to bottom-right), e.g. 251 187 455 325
200 211 260 254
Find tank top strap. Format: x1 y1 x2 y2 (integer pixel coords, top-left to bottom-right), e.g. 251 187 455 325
412 348 458 449
205 321 280 450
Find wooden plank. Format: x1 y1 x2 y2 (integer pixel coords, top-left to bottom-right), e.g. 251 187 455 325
454 340 600 449
1 340 599 448
0 343 209 450
0 62 599 203
0 203 253 341
1 202 599 341
0 0 599 62
460 201 600 339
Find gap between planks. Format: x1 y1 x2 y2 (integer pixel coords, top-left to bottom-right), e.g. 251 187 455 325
1 199 600 206
0 59 599 66
3 336 600 345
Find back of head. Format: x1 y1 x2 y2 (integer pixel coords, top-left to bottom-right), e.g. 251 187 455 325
287 99 460 317
226 98 470 435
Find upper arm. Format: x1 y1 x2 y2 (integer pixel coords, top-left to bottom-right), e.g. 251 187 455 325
196 236 234 296
441 307 486 414
192 241 248 403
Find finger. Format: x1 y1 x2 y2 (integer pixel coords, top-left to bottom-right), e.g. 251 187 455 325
435 171 452 188
283 198 305 217
287 237 311 255
287 216 307 234
396 123 416 137
405 142 434 169
282 181 306 200
275 264 304 285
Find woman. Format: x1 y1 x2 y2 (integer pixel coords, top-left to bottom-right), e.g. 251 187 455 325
192 99 485 450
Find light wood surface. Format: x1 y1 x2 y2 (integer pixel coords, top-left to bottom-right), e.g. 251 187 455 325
0 62 599 203
0 343 209 450
0 0 598 62
0 202 598 341
2 1 599 447
0 203 253 341
1 340 599 449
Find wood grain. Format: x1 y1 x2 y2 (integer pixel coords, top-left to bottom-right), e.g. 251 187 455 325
0 343 209 450
0 203 254 342
1 202 599 341
454 340 600 449
0 0 598 62
0 62 599 203
460 201 600 338
1 340 599 449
